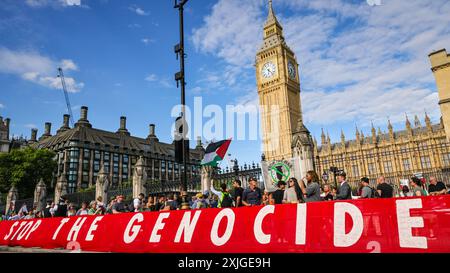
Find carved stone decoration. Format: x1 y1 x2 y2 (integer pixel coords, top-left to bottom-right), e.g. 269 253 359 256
54 172 68 204
6 185 18 215
201 165 213 194
132 156 147 198
95 165 110 203
33 179 47 212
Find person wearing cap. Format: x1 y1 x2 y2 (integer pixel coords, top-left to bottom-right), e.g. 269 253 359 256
360 177 374 199
334 171 352 200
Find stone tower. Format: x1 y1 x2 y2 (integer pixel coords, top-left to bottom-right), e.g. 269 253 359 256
429 48 450 140
256 0 313 169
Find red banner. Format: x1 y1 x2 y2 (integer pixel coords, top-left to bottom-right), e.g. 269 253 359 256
1 196 450 253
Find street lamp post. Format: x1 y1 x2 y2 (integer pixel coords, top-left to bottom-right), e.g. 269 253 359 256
174 0 189 209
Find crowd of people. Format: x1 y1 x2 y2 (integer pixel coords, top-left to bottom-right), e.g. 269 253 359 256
1 170 449 221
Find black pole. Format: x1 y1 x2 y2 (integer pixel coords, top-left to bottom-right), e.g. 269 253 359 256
175 0 189 209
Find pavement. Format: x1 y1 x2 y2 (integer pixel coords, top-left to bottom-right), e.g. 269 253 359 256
0 245 99 253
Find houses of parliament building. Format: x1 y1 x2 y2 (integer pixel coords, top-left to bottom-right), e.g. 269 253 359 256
313 49 450 186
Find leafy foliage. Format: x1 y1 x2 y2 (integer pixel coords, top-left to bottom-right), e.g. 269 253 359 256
0 147 57 198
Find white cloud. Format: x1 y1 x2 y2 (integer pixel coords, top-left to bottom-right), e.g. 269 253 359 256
25 0 83 8
60 59 78 71
128 23 141 28
129 5 149 16
145 74 158 82
0 103 4 109
24 124 37 129
141 38 155 45
145 74 172 88
193 0 450 129
0 47 84 93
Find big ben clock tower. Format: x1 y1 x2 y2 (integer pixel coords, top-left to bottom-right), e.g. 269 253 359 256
257 1 314 173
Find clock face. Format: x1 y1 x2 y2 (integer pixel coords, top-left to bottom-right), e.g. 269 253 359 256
288 61 296 79
261 62 277 79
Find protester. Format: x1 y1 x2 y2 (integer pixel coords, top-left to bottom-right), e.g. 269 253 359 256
428 177 447 196
164 194 178 210
145 196 156 212
43 201 53 218
106 197 116 214
321 184 334 201
112 195 127 214
410 177 428 196
376 176 393 198
301 171 321 202
133 193 145 212
232 179 244 207
54 197 68 217
283 178 300 203
96 196 105 213
262 190 270 205
193 193 207 209
76 202 89 216
88 201 103 215
155 195 166 211
67 204 77 217
210 182 234 208
400 185 412 197
334 171 352 200
360 177 374 199
271 181 286 204
242 178 263 206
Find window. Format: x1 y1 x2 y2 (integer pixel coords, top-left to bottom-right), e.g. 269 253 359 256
122 155 129 180
421 156 432 169
161 160 167 180
442 153 450 166
154 160 160 180
352 165 359 177
168 161 173 181
174 163 179 179
403 159 411 171
368 163 376 175
383 161 393 173
104 152 110 173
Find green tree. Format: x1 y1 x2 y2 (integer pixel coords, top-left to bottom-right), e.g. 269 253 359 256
0 147 57 198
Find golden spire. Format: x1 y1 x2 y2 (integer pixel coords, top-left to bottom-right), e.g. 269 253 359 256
265 0 281 27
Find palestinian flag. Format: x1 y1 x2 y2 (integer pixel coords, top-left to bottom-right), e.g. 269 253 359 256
201 139 232 167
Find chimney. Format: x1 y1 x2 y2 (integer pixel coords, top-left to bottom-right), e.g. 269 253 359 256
75 106 92 128
149 124 155 136
80 106 88 121
120 116 126 130
116 116 130 135
30 128 38 143
5 118 10 139
63 114 70 127
147 124 158 141
44 122 52 136
196 136 203 150
58 114 70 134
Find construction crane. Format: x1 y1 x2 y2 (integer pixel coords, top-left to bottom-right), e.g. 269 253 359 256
57 67 75 127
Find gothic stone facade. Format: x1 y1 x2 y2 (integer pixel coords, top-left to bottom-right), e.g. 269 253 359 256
0 116 10 153
29 106 204 194
315 48 450 187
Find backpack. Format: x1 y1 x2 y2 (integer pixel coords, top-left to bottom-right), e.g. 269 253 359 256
220 192 233 208
371 187 380 198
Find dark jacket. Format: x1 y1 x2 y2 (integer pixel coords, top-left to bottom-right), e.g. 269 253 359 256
336 182 352 200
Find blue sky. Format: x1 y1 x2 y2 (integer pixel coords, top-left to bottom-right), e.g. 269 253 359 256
1 0 450 167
